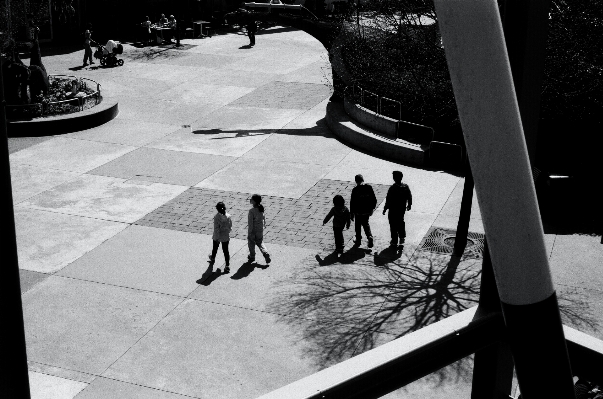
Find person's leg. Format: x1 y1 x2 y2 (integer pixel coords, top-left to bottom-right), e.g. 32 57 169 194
354 216 362 244
222 241 230 265
209 240 219 262
248 236 256 260
363 216 373 240
399 218 406 244
256 237 271 263
334 226 344 253
83 45 89 65
388 215 397 246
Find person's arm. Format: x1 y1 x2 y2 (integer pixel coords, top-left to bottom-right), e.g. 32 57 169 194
383 186 391 215
349 189 355 219
323 208 334 225
214 214 220 237
345 209 351 229
248 210 254 236
369 186 377 215
407 186 412 211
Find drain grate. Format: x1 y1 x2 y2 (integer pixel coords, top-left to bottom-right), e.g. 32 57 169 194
418 227 485 259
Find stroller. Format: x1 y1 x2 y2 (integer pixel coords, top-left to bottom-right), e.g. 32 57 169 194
93 40 124 67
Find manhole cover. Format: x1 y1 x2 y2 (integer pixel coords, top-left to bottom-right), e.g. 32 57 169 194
418 227 485 259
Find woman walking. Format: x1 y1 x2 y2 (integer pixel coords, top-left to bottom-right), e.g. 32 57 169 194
248 194 271 264
208 202 232 273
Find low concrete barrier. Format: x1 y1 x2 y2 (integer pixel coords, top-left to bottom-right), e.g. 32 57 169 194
7 97 119 137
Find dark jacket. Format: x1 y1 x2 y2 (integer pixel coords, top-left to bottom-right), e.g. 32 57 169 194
323 206 351 229
384 183 412 215
350 184 377 215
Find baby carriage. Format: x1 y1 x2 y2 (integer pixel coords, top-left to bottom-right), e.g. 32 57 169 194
93 40 124 67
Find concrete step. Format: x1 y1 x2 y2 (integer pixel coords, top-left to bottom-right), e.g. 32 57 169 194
325 100 428 166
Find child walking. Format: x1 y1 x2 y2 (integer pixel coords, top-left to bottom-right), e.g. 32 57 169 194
248 194 271 264
209 202 232 273
323 195 351 255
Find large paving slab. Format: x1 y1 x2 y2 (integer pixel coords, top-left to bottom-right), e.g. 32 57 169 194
229 81 332 110
22 276 182 375
14 208 127 273
192 105 305 130
241 133 351 166
114 96 222 125
147 126 272 157
189 243 316 312
74 377 191 399
10 163 81 204
28 371 88 399
58 225 246 297
20 270 50 294
194 157 331 198
18 174 188 223
549 234 603 291
88 147 236 186
61 119 182 147
102 299 319 399
9 137 136 173
160 82 254 105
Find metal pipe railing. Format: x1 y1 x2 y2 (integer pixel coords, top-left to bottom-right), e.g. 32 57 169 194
345 83 402 120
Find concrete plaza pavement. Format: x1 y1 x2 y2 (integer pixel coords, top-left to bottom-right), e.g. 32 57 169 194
10 27 603 398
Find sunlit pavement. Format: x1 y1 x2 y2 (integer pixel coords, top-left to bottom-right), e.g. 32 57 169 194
11 28 602 399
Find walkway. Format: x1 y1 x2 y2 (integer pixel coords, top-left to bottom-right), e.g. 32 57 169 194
10 28 602 399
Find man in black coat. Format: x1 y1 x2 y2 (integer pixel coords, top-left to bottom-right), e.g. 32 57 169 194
383 170 412 248
350 174 377 248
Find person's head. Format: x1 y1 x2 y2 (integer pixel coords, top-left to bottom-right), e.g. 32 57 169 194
170 15 175 20
333 194 345 208
250 194 264 212
355 174 364 185
216 201 226 214
392 170 403 183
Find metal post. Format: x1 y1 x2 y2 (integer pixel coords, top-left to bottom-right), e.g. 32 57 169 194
433 1 575 398
0 56 32 399
471 241 514 399
452 161 473 257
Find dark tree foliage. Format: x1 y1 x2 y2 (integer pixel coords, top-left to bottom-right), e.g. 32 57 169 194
341 0 603 139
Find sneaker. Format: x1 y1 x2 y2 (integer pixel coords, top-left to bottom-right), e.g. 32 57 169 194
224 266 230 274
247 255 255 263
368 238 374 248
208 254 215 263
264 253 271 264
389 242 397 248
83 63 88 66
353 239 361 247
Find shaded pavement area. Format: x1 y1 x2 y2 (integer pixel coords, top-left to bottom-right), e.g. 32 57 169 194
11 27 603 399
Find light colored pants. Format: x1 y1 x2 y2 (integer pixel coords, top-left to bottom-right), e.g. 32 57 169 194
248 234 269 259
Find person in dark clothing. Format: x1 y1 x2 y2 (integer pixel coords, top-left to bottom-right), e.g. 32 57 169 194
383 170 412 248
237 5 257 46
323 195 351 255
350 174 377 248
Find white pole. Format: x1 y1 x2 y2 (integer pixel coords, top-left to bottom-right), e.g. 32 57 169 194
433 1 575 397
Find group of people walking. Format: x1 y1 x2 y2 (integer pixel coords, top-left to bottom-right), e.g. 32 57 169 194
323 171 413 255
208 194 270 274
208 171 412 272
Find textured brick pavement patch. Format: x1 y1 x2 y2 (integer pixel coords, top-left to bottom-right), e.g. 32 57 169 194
136 179 389 250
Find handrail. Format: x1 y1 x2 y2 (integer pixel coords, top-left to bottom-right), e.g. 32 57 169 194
345 83 402 120
257 306 505 399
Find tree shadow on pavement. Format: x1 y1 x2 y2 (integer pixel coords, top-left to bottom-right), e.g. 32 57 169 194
268 249 599 386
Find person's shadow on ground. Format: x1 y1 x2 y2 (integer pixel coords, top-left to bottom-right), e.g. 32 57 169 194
315 247 369 266
196 263 222 286
373 245 403 266
68 65 86 71
238 44 253 49
230 261 269 280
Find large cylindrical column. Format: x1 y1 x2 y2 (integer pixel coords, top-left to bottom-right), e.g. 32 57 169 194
432 1 575 398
